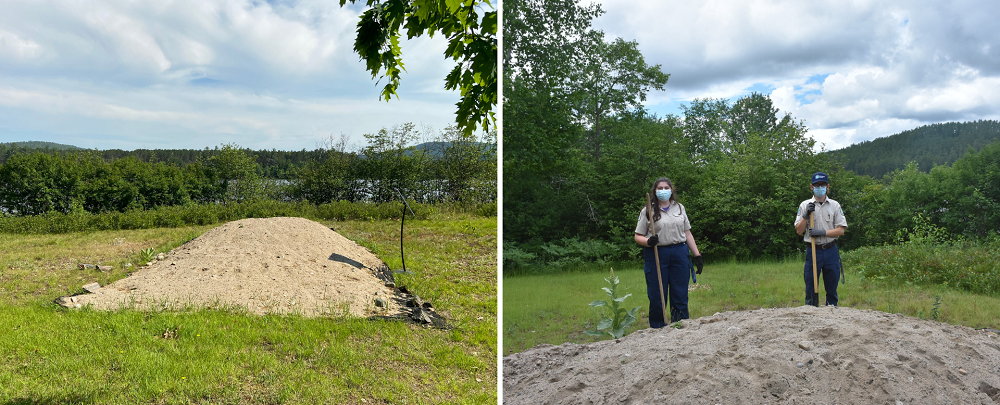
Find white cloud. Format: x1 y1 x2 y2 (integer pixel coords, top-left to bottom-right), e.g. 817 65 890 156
593 0 1000 151
0 0 461 150
0 29 42 61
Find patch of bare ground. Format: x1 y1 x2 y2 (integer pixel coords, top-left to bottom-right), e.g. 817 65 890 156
504 306 1000 404
64 217 415 319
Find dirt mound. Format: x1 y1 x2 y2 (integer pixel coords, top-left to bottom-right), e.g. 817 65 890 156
63 217 407 318
504 306 1000 404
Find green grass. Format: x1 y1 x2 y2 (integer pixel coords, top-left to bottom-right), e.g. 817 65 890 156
1 213 496 404
503 257 1000 356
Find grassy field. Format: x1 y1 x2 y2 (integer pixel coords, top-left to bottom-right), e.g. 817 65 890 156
503 258 1000 356
1 213 497 404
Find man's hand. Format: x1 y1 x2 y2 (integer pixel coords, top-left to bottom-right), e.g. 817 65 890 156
807 228 825 237
802 202 816 219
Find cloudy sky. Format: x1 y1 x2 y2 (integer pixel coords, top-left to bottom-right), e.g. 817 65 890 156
0 0 464 150
591 0 1000 151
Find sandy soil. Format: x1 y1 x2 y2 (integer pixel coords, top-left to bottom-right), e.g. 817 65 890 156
504 306 1000 405
62 217 404 318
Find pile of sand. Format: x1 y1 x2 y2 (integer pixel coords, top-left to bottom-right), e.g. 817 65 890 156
504 306 1000 404
63 217 405 318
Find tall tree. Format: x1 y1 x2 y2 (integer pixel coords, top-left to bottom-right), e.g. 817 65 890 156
339 0 497 135
574 37 669 164
728 91 792 148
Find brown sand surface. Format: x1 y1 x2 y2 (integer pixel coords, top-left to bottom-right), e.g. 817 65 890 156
65 217 401 317
504 306 1000 404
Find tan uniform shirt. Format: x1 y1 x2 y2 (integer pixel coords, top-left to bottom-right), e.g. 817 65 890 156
794 197 848 245
635 202 691 246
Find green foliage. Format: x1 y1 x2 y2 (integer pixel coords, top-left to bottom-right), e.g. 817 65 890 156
338 0 497 135
583 268 641 339
844 226 1000 297
206 143 264 202
139 247 157 263
0 200 461 234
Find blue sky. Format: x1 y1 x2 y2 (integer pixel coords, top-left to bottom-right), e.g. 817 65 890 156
0 0 471 150
591 0 1000 151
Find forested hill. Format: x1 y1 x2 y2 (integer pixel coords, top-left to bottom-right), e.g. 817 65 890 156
0 141 81 150
828 120 1000 179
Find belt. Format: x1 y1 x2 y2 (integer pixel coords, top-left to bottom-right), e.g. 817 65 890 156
812 241 836 250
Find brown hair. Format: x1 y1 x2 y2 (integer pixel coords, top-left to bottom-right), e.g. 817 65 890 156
647 177 679 222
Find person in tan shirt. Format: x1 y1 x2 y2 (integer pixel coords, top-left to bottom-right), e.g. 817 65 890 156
793 172 848 306
634 177 703 327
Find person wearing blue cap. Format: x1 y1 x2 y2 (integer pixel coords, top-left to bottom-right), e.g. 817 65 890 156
793 172 847 306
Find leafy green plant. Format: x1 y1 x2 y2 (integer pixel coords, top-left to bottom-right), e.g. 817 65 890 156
140 247 156 263
584 268 641 339
932 294 942 321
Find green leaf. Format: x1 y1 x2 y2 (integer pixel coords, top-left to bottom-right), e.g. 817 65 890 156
595 318 613 330
588 300 608 308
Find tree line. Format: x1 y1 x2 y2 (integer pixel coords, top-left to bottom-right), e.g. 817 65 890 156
0 124 496 217
502 0 1000 269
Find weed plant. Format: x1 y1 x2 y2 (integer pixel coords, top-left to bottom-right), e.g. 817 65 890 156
583 269 640 339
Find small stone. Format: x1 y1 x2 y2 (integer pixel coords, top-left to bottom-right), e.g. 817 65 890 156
958 368 967 375
146 262 153 266
156 253 165 260
374 297 387 308
70 296 78 303
82 282 101 293
798 341 812 351
412 308 433 324
78 264 96 270
385 281 396 288
796 362 805 368
97 265 112 271
74 304 81 308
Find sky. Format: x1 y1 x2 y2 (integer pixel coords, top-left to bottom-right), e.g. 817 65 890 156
591 0 1000 151
0 0 466 151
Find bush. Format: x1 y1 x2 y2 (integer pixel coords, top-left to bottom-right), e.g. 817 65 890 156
843 218 1000 296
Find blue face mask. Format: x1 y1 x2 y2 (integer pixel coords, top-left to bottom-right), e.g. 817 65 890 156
813 186 827 198
655 189 672 202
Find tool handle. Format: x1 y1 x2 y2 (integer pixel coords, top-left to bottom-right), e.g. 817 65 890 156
646 193 669 324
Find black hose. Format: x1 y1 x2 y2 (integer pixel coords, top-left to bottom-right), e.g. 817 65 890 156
395 188 416 273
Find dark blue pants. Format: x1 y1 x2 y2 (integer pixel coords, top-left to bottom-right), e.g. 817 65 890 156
804 244 841 306
643 243 691 327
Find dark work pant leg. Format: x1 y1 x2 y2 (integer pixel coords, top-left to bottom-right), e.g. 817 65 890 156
821 246 841 306
643 247 667 328
803 254 818 306
664 244 690 322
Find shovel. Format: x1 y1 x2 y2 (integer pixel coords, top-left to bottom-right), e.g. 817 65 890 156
809 212 820 307
645 193 669 324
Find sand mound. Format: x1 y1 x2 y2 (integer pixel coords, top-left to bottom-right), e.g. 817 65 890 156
64 217 403 318
504 306 1000 404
